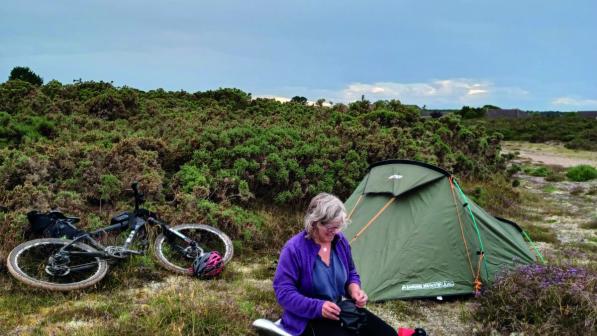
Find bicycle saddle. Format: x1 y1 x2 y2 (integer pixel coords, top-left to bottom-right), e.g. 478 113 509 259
252 319 292 336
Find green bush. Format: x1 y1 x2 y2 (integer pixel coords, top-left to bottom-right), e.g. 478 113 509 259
566 165 597 182
523 165 550 177
468 114 597 151
0 80 36 113
86 91 127 120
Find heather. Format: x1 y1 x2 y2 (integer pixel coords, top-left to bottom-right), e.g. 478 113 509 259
474 264 597 335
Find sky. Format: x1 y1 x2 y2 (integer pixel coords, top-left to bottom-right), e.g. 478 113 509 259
1 0 596 111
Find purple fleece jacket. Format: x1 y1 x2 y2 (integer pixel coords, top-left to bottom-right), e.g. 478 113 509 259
273 231 361 336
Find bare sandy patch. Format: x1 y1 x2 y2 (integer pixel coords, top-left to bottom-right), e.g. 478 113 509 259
503 141 597 167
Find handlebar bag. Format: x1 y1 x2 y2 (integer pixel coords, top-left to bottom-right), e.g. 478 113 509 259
336 299 368 333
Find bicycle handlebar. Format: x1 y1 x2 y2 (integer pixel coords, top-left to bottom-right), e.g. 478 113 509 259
131 182 144 213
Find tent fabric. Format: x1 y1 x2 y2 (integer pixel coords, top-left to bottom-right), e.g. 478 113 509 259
363 164 445 197
343 160 536 301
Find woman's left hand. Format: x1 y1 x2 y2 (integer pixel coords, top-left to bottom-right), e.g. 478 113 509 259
348 283 368 308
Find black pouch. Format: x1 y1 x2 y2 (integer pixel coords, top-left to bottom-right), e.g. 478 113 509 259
27 210 83 239
27 210 54 235
336 299 368 332
44 219 83 239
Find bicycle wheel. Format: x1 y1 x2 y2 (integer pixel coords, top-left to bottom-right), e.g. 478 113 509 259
7 238 109 291
154 224 233 275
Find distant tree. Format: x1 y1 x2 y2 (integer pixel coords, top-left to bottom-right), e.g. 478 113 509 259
430 111 443 119
458 105 486 119
387 99 402 112
9 66 43 86
316 98 326 107
290 96 308 105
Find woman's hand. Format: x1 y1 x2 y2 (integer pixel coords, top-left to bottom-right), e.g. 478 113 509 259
348 283 368 308
321 301 341 320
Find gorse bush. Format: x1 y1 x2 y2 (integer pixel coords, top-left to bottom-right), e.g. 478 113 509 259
0 78 509 259
475 264 597 335
566 164 597 182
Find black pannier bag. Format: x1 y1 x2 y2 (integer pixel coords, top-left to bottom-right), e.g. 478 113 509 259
26 210 84 239
110 211 130 225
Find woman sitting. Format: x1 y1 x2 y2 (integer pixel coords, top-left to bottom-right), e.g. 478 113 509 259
273 193 396 336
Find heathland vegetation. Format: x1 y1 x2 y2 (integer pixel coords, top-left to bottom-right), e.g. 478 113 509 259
1 68 595 335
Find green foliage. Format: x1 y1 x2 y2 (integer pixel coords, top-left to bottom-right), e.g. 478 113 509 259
174 164 210 194
86 90 127 120
457 105 486 119
468 114 597 150
566 164 597 182
99 174 122 202
193 88 251 110
195 199 265 248
8 66 43 86
290 96 307 105
523 165 550 177
0 112 56 146
0 80 36 113
523 225 558 244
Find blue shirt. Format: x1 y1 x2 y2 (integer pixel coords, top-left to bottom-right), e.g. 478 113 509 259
312 250 347 301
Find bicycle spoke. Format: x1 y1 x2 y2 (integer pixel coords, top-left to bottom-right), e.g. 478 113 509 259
16 242 102 285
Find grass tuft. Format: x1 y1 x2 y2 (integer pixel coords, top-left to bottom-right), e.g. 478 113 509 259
566 165 597 182
523 224 558 244
580 218 597 230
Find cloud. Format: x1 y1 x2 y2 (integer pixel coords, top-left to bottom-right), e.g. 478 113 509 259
338 79 527 107
254 95 291 103
552 96 597 108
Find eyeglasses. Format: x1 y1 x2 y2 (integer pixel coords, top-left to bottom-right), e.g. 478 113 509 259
318 222 342 232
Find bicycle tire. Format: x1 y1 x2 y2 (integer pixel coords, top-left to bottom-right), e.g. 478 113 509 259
7 238 109 291
154 224 233 275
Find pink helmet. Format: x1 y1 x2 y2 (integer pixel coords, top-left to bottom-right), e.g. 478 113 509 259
191 251 224 278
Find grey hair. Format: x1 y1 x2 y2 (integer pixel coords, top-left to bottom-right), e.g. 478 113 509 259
304 193 349 239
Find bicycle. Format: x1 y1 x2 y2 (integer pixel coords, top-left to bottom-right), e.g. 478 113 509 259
6 182 234 291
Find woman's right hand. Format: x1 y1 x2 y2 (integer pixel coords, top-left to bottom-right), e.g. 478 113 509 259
321 301 341 320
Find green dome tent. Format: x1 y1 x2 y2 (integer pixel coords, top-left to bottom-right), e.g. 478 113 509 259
343 160 539 301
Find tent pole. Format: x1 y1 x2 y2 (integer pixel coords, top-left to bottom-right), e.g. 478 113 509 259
522 230 546 264
452 178 491 280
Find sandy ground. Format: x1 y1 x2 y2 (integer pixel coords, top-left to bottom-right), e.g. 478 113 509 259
502 141 597 167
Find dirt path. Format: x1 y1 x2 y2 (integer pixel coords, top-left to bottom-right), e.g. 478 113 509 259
502 141 597 167
513 151 596 167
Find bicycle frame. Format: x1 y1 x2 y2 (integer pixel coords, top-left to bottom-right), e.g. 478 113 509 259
8 181 233 291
